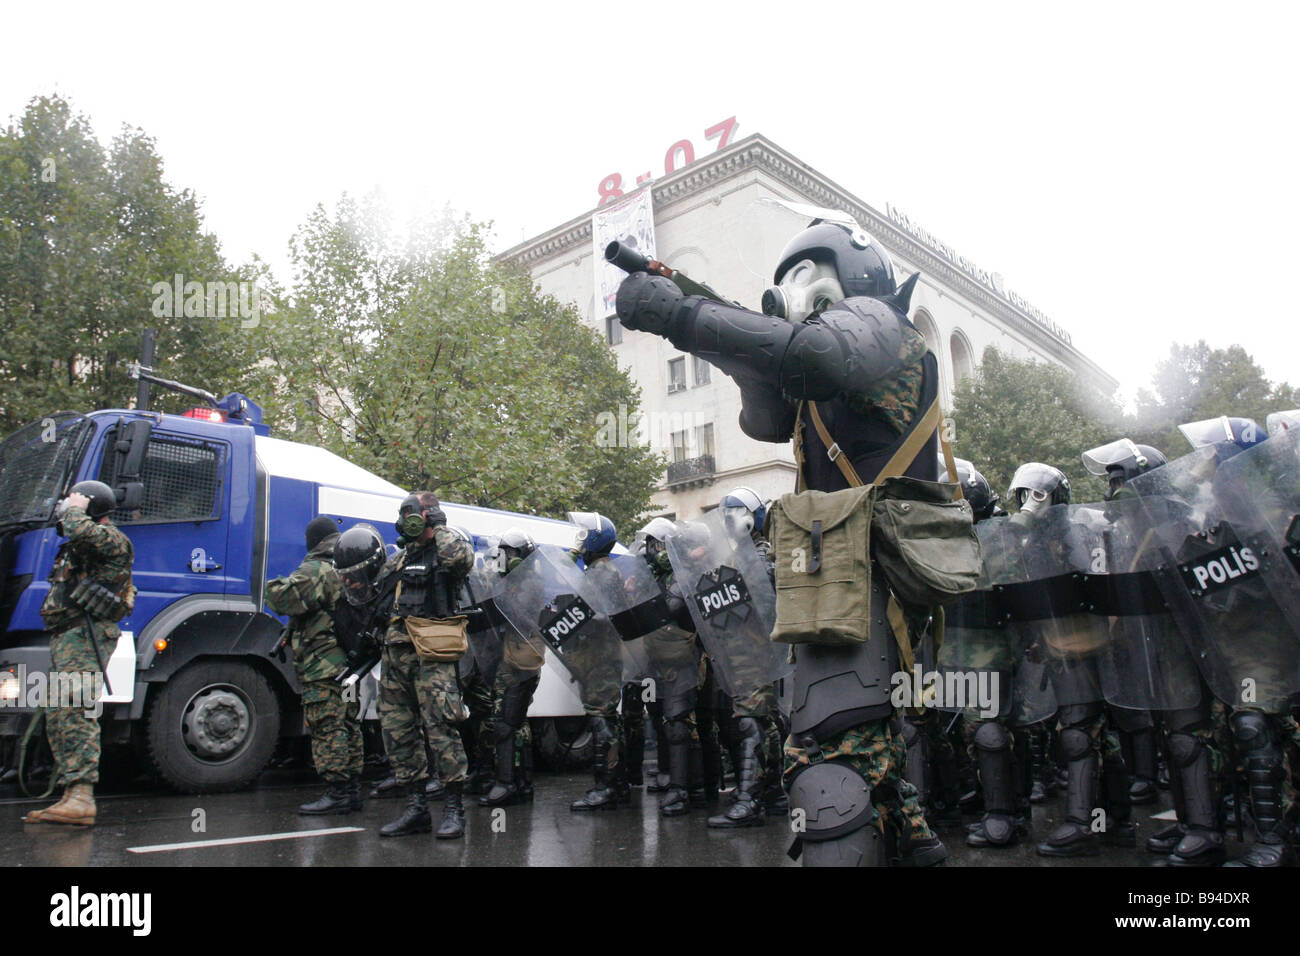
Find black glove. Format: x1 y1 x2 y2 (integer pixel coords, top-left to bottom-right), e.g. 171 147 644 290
615 272 685 336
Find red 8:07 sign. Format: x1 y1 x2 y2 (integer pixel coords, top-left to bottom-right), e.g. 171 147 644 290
597 117 738 206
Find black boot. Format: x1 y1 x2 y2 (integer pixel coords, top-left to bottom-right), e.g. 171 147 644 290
437 782 465 839
623 687 646 787
1163 730 1224 866
1100 756 1136 847
1037 728 1100 858
967 722 1021 848
1225 712 1293 867
480 733 521 807
379 782 432 837
299 781 355 815
659 723 692 817
370 774 402 799
425 776 446 801
708 717 766 828
571 716 624 811
1126 726 1159 804
346 776 363 812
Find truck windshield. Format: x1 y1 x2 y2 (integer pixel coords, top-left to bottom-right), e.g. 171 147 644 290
0 413 92 531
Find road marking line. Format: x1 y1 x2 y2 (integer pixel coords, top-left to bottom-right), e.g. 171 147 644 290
126 827 364 854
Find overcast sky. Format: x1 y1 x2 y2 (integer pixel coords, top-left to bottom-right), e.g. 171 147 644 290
4 1 1297 409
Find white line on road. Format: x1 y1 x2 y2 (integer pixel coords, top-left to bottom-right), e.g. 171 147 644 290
126 827 364 854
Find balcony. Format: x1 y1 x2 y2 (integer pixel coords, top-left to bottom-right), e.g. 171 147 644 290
665 455 715 488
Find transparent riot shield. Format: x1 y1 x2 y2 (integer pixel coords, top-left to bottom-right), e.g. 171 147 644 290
492 548 625 714
664 510 787 710
1126 442 1300 713
936 516 1057 725
460 547 505 684
1092 495 1202 711
990 504 1113 709
605 553 701 710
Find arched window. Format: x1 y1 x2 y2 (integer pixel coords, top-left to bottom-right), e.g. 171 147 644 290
950 330 974 385
911 308 940 356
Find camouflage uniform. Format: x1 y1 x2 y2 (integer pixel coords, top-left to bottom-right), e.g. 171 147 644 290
39 507 134 787
379 527 474 787
264 535 363 784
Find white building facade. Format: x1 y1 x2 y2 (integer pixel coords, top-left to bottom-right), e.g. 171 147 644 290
500 134 1116 521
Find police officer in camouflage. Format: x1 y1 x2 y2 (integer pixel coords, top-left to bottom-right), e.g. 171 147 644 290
265 515 365 815
23 481 134 827
377 492 475 839
617 217 947 866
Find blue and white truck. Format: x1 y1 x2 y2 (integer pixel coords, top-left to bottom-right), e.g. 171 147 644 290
0 374 589 793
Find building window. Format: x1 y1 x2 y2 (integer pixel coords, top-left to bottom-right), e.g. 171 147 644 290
695 423 714 460
670 430 688 463
950 331 974 385
693 355 711 386
667 357 686 393
606 315 622 345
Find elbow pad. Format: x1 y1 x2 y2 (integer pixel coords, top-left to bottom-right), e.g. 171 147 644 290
780 299 906 401
670 298 796 386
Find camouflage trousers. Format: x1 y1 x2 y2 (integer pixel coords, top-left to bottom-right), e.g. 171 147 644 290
46 622 111 787
461 663 496 770
300 678 363 784
784 715 933 840
379 642 468 787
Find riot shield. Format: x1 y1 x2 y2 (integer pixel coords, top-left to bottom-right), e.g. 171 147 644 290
605 553 701 709
492 548 624 713
460 546 505 685
664 510 787 709
990 504 1113 708
936 516 1057 725
1126 442 1300 712
1092 495 1202 711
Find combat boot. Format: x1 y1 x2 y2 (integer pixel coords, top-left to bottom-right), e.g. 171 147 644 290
1127 726 1159 805
571 716 623 811
37 783 96 826
22 785 76 824
437 782 465 839
1036 734 1100 858
346 776 364 811
425 775 446 801
481 736 521 808
1225 712 1293 868
1163 731 1225 866
897 828 948 867
370 774 402 799
967 722 1021 848
379 782 432 837
659 720 692 817
707 717 765 828
1099 759 1136 847
299 781 356 815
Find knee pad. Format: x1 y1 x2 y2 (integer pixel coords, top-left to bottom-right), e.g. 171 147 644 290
972 720 1011 754
1167 731 1205 769
499 677 537 732
1230 710 1274 754
1059 727 1093 762
788 762 881 867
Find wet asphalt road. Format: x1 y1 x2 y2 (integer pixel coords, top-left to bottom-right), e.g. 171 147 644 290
0 765 1270 867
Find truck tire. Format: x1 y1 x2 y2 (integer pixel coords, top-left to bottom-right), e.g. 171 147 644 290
145 659 280 793
532 716 594 772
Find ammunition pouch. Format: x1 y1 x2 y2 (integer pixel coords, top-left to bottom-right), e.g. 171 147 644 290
69 578 135 622
406 615 469 662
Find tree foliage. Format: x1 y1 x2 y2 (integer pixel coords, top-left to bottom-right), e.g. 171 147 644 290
248 196 664 535
0 95 252 432
950 347 1122 503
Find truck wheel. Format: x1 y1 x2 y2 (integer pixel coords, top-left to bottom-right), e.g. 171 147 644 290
145 660 280 793
532 717 594 771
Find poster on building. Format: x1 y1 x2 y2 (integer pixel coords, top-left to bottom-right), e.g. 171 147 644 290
592 184 656 319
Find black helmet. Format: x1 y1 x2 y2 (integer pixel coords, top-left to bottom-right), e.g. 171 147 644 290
335 524 386 604
68 480 117 519
771 222 897 300
305 515 339 551
1008 462 1071 515
937 455 999 521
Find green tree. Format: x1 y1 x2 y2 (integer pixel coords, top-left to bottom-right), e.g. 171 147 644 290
0 94 255 431
1134 341 1297 452
249 196 663 536
949 347 1121 504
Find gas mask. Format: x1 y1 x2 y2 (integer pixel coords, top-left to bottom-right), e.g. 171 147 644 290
722 504 755 539
1009 488 1051 527
643 539 672 574
761 259 845 324
396 511 429 540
